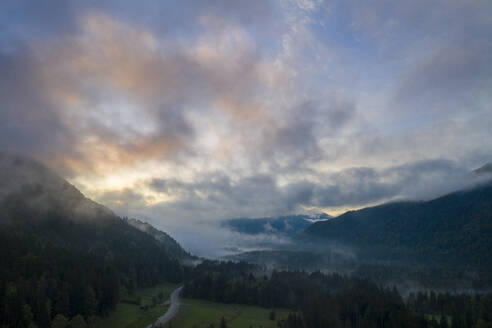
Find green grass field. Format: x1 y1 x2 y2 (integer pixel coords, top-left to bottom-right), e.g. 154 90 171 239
165 298 290 328
426 314 452 326
100 283 179 328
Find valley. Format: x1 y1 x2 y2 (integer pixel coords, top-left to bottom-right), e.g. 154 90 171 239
1 153 491 327
2 1 492 327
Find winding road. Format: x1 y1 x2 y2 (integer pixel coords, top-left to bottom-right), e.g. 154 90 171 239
146 286 183 328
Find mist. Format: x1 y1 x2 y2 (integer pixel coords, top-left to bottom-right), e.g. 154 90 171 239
0 152 114 223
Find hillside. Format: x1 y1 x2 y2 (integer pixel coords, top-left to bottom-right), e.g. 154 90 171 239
126 218 190 259
0 153 186 327
0 153 114 224
304 182 492 267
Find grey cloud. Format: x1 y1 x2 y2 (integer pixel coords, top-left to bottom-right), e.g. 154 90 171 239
156 104 194 138
93 157 489 258
149 174 286 216
314 168 397 207
0 0 81 43
99 157 490 257
0 38 197 176
312 159 485 208
0 11 257 174
344 0 492 118
283 181 315 206
0 0 274 42
347 0 492 47
259 99 357 171
392 39 492 116
148 179 169 192
140 159 485 225
0 0 360 179
97 188 146 209
0 47 80 174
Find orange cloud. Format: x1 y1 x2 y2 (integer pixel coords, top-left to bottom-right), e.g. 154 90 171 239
20 12 290 180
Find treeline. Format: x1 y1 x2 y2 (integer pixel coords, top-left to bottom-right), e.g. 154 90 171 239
0 215 186 328
354 264 492 291
183 261 492 328
229 251 492 291
407 291 492 328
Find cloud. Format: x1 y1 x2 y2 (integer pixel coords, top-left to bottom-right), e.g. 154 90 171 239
96 188 146 211
312 159 482 207
91 157 489 257
1 1 492 256
0 5 363 181
392 39 492 116
0 11 288 176
0 46 80 173
134 159 483 224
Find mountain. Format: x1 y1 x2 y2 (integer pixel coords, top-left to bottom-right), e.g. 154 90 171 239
0 152 114 224
0 153 186 327
304 181 492 267
126 218 190 258
221 214 331 237
0 153 188 257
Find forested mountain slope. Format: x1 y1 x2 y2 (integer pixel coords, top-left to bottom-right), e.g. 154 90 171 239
0 153 113 224
304 182 492 266
0 153 186 327
126 217 190 259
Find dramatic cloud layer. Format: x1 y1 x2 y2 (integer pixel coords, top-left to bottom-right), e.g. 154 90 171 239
1 0 491 255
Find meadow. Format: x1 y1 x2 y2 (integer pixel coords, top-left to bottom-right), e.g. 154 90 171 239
100 283 178 328
166 298 290 328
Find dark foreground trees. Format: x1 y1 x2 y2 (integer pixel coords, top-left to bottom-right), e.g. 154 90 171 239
0 216 186 328
184 261 492 328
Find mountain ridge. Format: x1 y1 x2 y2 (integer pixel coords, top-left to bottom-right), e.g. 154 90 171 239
126 217 190 259
303 180 492 266
0 152 114 224
0 152 189 259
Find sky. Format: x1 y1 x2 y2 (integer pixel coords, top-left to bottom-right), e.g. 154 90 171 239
1 0 491 255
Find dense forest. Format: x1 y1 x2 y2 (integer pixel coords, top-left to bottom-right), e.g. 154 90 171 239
184 261 492 328
227 250 492 291
0 215 186 328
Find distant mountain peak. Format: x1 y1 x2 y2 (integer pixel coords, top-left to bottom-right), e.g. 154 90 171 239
304 213 333 223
